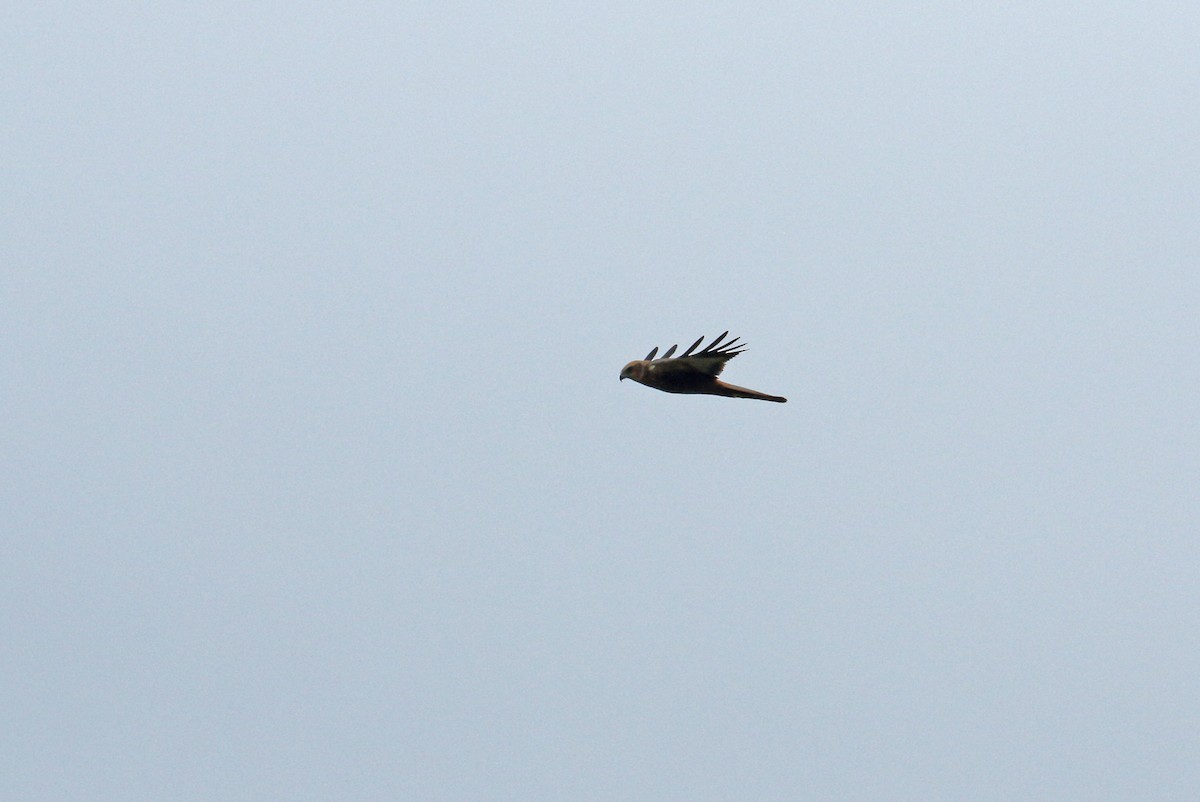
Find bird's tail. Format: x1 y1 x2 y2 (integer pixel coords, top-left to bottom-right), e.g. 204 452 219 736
714 380 787 403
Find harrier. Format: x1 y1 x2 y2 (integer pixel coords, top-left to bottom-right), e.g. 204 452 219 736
619 331 786 402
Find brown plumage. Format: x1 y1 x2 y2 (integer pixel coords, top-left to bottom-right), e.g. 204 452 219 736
619 331 787 403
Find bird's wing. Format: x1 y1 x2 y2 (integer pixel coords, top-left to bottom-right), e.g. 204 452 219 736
648 331 746 377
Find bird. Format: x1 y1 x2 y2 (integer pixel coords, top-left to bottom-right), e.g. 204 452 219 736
619 331 787 402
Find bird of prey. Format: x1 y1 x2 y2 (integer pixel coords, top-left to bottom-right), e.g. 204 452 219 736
619 331 787 403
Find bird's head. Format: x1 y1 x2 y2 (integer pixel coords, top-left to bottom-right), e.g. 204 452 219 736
619 361 646 382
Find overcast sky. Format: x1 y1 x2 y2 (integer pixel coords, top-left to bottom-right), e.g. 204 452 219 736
4 3 1198 800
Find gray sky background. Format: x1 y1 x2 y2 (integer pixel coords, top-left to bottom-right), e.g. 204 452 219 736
4 3 1197 800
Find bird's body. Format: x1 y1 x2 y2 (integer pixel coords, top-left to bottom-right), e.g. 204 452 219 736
619 331 786 403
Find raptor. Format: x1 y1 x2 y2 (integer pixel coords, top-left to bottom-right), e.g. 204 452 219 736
619 331 786 403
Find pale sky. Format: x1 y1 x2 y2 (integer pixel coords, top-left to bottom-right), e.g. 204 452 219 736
4 3 1198 800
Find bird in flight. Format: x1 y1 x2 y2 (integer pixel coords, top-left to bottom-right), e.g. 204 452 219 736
619 331 787 403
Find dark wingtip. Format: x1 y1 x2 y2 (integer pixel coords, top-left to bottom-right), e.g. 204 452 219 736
681 335 705 357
